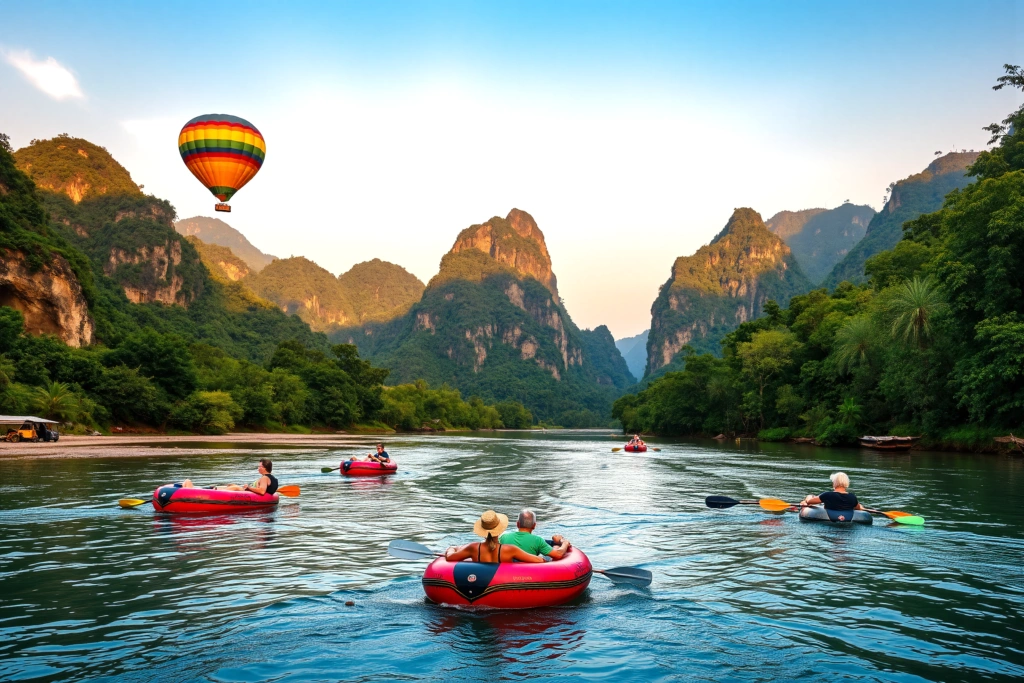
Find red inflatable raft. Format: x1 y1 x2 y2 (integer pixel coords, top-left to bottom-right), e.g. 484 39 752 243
623 444 647 452
422 547 593 609
152 483 279 513
342 460 397 476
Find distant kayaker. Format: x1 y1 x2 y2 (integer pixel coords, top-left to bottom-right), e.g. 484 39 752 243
801 472 865 511
181 458 279 495
500 509 571 560
358 443 391 464
444 510 546 564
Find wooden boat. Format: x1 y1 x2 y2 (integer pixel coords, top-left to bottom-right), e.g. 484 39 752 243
858 435 920 451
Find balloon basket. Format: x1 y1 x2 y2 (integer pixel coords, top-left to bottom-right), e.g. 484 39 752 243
215 203 231 212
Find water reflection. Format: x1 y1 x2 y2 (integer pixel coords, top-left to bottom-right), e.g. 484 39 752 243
424 606 586 665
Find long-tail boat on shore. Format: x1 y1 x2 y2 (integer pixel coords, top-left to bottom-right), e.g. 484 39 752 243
858 435 920 451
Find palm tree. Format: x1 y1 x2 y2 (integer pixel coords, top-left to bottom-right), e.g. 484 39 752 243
887 277 948 347
30 381 78 422
838 397 862 427
833 316 875 373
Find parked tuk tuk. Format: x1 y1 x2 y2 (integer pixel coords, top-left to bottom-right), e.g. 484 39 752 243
0 416 60 443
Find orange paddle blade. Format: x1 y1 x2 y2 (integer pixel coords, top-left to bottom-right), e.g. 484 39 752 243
277 485 300 497
882 510 911 518
759 498 795 512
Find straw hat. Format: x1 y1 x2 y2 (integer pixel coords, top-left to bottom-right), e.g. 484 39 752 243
473 510 509 538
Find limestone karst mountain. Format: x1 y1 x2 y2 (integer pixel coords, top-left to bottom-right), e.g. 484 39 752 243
614 330 649 382
340 209 632 425
14 136 204 308
245 257 354 331
646 208 812 376
767 203 875 285
823 152 979 288
174 216 277 272
337 259 425 324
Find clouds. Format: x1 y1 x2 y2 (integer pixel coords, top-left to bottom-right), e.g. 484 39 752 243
4 50 84 100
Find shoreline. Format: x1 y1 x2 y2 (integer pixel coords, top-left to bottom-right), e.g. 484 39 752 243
0 433 376 460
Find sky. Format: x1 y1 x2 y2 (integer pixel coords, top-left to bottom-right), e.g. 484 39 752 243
1 1 1021 339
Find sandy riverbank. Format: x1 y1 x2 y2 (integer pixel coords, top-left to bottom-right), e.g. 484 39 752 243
0 433 385 460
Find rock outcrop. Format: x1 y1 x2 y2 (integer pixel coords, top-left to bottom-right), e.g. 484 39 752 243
434 209 559 298
646 208 812 375
0 249 94 347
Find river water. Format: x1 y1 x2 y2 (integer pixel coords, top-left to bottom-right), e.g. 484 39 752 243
1 432 1021 682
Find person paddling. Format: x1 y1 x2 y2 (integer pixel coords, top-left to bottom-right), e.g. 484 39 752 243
358 443 391 464
182 458 279 495
444 510 546 564
801 472 865 512
500 509 571 560
628 433 646 448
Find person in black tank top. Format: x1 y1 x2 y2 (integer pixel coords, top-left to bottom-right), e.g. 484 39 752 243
801 471 865 511
182 458 278 494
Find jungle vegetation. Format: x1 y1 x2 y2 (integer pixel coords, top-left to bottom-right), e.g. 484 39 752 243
615 66 1024 447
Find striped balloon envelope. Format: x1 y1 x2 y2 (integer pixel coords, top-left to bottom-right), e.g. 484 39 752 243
178 114 265 211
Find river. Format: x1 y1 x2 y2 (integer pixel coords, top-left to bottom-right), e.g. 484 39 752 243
1 432 1021 682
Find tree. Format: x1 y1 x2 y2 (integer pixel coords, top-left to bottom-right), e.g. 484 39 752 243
887 277 947 347
169 391 243 434
737 329 800 427
30 381 78 421
105 330 198 400
832 316 875 372
0 307 24 353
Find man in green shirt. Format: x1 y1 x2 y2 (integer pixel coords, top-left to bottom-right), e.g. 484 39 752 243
500 510 571 560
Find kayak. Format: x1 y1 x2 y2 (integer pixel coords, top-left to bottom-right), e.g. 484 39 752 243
152 483 279 513
799 506 872 525
421 546 592 609
342 459 398 476
623 444 647 453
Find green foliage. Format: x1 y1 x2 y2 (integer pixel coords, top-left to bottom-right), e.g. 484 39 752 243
757 427 791 442
245 257 353 331
170 391 243 435
377 380 511 430
174 216 277 271
29 381 79 421
13 135 143 200
616 72 1024 442
0 308 24 353
105 329 198 400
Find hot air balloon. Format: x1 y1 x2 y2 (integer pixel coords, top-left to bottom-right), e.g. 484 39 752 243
178 114 265 212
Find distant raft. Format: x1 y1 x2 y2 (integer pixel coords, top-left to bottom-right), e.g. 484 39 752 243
799 506 872 525
178 114 266 212
152 483 278 513
623 444 648 453
341 460 398 476
422 547 593 609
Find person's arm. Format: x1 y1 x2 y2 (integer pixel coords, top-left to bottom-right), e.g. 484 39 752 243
547 538 570 560
245 476 269 495
802 495 822 506
506 545 545 563
444 543 476 562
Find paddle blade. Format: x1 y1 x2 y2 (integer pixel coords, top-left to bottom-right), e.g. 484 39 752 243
651 448 661 452
320 466 337 473
706 495 740 509
759 499 794 512
596 566 653 587
893 515 925 525
611 448 622 452
883 510 912 518
277 485 300 497
388 539 438 560
117 498 149 509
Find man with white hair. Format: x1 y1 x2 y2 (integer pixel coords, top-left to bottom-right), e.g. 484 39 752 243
500 509 571 560
802 472 866 511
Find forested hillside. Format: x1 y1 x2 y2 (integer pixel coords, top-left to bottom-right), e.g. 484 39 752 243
767 203 875 285
345 209 633 425
646 208 812 376
822 152 979 288
615 67 1024 447
0 133 531 433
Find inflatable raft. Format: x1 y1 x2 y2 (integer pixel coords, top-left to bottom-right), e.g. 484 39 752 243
342 460 398 476
422 546 593 609
623 444 647 453
152 483 279 513
799 506 872 525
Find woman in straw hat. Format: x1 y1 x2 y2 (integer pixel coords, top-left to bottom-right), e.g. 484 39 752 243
444 510 547 564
